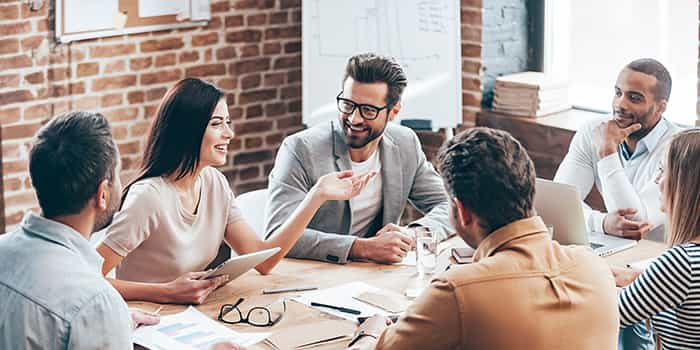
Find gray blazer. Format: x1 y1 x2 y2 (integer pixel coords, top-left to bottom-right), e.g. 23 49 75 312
265 121 453 264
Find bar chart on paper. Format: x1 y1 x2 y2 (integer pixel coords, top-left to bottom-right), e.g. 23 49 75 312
133 307 270 350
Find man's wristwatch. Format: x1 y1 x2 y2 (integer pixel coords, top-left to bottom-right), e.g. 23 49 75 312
348 330 378 347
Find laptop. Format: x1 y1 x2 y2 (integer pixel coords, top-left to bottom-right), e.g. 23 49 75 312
534 179 637 257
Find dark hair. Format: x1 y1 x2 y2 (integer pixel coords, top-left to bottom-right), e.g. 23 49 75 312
438 127 536 232
126 78 224 196
29 111 117 218
343 53 408 109
625 58 672 101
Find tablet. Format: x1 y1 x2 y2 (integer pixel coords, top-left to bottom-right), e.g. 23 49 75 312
200 247 281 281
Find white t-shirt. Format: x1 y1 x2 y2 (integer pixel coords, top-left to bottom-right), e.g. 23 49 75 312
349 149 383 237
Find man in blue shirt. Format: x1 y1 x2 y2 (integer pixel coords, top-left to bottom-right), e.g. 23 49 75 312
0 111 158 349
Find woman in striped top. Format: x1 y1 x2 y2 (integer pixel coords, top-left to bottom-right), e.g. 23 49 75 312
614 129 700 349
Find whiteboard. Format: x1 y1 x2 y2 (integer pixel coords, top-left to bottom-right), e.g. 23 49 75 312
302 0 462 129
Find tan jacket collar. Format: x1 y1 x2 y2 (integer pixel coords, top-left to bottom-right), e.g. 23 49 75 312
473 216 548 262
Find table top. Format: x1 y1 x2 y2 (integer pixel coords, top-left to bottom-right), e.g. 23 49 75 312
130 237 667 350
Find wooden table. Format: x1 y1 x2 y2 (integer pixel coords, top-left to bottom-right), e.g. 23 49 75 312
130 238 667 350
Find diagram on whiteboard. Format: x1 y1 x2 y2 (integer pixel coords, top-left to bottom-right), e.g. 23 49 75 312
303 0 462 129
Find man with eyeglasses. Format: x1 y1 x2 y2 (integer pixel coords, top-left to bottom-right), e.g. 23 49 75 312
265 53 452 264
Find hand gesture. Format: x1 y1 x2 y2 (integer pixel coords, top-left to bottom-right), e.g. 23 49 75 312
350 226 413 264
592 120 642 158
129 309 160 329
163 271 229 305
603 208 650 240
312 170 377 201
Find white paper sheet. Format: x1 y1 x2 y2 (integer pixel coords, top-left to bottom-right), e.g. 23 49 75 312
133 306 269 350
294 282 400 322
64 0 118 33
139 0 188 17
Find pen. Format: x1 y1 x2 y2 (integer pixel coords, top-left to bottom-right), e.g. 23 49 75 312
311 301 361 315
262 285 319 294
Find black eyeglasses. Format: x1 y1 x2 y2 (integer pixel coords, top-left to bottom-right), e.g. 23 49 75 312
218 298 286 327
336 91 389 121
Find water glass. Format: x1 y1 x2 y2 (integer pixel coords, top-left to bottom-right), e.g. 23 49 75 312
413 227 437 277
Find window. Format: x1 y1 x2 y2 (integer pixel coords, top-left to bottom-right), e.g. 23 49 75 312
544 0 698 126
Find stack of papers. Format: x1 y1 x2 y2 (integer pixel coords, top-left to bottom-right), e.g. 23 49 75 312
133 306 269 350
493 72 570 117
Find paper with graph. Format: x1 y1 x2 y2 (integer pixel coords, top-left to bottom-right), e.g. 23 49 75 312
133 306 269 350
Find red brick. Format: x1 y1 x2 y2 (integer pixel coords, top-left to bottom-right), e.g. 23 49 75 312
462 60 481 74
101 93 123 107
228 138 242 150
117 140 141 155
0 73 20 89
240 74 261 89
204 48 213 62
288 99 301 113
24 103 52 120
0 54 31 70
146 87 167 101
207 16 222 29
111 125 128 140
144 104 159 119
102 107 139 123
284 41 301 54
155 53 176 67
237 89 277 105
185 63 225 77
232 0 262 10
264 72 285 87
180 51 200 63
140 69 182 85
461 9 482 26
127 91 145 104
129 121 151 138
90 43 136 58
280 0 301 9
273 55 300 69
3 121 41 141
262 42 281 55
104 60 126 74
240 44 260 57
20 2 47 18
276 114 302 129
0 107 20 124
229 58 270 75
75 62 98 78
2 142 21 159
238 165 260 179
266 132 284 145
130 57 152 70
462 92 481 107
217 78 237 90
225 15 244 27
0 90 32 105
69 48 86 62
233 150 273 165
3 177 22 192
462 77 481 90
140 38 185 52
265 102 286 117
216 47 236 60
74 96 99 110
192 32 219 46
245 104 263 119
225 29 262 43
47 67 70 81
37 18 49 31
0 38 18 54
92 75 137 91
211 1 229 12
0 21 30 35
291 9 301 23
264 25 301 40
270 12 288 25
247 14 266 26
287 69 301 83
20 35 44 50
281 85 300 99
462 43 481 58
229 106 244 120
461 26 481 42
0 4 18 20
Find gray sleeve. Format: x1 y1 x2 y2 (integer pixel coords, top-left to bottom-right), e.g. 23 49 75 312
67 291 133 350
406 132 454 242
264 138 357 264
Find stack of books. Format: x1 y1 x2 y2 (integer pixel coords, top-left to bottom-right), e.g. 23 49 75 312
492 72 570 118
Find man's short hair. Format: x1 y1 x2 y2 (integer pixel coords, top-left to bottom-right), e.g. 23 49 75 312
625 58 672 101
438 127 536 232
29 111 118 218
343 53 408 109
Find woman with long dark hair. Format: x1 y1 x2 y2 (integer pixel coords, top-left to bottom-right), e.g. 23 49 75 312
613 129 700 349
97 78 374 304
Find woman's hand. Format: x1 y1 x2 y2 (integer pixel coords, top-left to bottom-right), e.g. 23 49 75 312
312 170 377 201
162 271 229 304
610 265 641 288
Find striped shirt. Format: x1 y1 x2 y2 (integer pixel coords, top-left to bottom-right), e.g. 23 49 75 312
619 242 700 349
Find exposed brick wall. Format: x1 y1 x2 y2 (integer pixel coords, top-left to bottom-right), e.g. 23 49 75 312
0 0 484 231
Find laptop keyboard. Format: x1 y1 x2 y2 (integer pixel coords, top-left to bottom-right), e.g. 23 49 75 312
589 242 604 250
